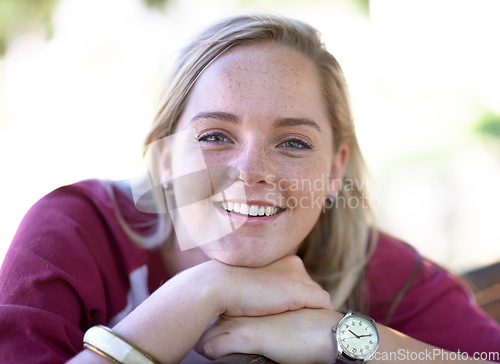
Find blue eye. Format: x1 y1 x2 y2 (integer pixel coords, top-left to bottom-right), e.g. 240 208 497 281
280 138 313 150
196 132 230 144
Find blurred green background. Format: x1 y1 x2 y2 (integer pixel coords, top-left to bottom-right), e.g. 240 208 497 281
0 0 499 272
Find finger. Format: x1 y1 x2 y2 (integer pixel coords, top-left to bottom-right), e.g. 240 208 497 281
223 285 331 317
200 319 262 360
272 256 332 309
295 285 332 311
219 255 332 317
194 316 228 355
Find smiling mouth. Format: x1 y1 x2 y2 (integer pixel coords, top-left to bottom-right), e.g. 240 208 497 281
220 202 282 216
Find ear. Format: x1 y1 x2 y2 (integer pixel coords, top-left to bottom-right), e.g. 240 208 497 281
157 138 173 186
327 143 349 196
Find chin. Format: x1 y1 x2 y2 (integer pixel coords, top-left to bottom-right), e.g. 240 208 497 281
214 254 275 268
201 242 280 268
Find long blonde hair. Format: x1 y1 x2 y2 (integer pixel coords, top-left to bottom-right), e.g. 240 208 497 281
132 13 375 311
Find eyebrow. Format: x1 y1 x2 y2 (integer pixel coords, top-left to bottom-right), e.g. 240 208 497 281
273 117 321 132
190 111 239 124
190 111 321 131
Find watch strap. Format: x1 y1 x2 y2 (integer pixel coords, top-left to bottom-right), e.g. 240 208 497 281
335 353 363 363
335 355 363 364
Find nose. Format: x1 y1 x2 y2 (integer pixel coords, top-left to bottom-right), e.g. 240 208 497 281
235 138 276 187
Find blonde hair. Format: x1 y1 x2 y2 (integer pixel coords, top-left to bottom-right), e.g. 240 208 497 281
135 13 375 311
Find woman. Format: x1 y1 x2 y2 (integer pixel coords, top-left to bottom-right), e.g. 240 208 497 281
0 13 499 364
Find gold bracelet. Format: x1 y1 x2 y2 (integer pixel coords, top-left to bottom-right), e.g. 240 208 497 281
83 342 121 364
83 325 161 364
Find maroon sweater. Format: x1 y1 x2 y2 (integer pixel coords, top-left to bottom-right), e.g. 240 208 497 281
0 179 498 363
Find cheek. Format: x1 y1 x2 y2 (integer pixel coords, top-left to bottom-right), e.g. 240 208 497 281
276 161 331 208
164 128 209 178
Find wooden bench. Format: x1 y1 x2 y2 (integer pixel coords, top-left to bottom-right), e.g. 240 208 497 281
461 261 500 323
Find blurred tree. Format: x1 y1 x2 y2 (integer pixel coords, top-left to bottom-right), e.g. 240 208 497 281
357 0 369 13
142 0 169 9
0 0 59 56
0 0 172 57
474 111 500 139
0 0 368 57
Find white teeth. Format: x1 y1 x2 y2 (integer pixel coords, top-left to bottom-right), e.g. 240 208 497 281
221 202 281 216
240 203 249 215
249 205 259 216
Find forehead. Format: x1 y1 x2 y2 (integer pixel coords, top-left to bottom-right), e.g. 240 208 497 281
212 42 316 83
181 42 328 123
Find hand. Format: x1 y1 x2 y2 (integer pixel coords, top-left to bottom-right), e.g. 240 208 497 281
196 309 341 363
102 255 330 364
210 255 332 317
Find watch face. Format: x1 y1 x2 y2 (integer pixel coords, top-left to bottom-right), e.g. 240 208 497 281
336 314 379 359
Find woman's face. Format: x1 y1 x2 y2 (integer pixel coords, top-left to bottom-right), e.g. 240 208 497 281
168 42 348 266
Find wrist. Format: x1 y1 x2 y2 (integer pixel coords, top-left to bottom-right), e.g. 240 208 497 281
200 259 238 316
109 261 226 362
83 325 160 364
195 260 228 318
314 310 341 363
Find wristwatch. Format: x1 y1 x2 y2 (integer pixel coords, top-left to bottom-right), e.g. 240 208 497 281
332 310 379 363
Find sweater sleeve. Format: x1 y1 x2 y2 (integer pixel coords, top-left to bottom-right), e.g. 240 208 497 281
368 234 500 359
0 181 146 363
